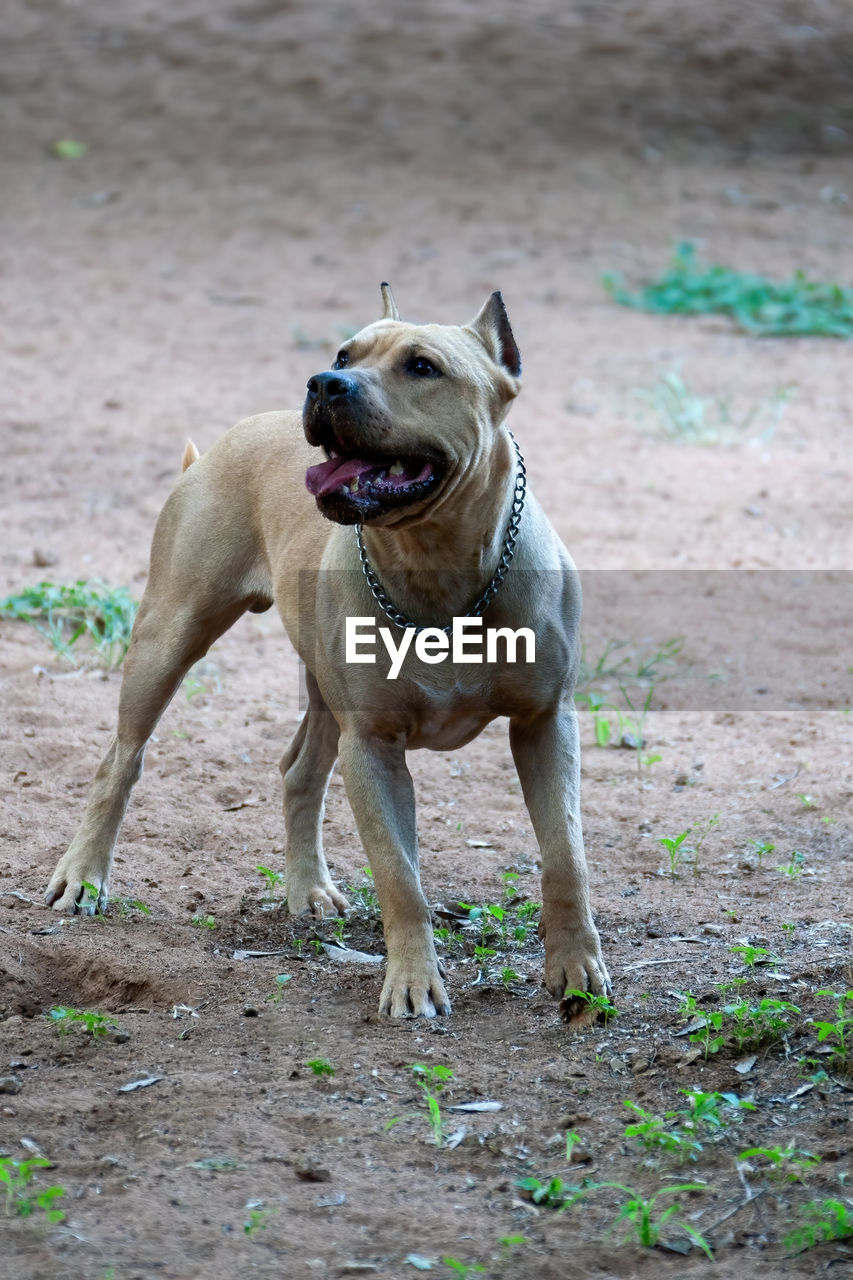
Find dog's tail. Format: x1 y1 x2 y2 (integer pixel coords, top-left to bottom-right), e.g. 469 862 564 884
180 439 201 473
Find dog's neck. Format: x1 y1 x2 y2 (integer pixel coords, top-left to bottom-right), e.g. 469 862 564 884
358 427 517 626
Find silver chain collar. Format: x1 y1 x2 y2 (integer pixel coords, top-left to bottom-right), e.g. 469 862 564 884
356 430 527 634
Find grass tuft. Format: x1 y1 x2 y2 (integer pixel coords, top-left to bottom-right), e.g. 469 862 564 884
0 579 137 666
604 242 853 337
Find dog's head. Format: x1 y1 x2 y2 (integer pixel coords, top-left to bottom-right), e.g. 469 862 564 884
303 285 522 526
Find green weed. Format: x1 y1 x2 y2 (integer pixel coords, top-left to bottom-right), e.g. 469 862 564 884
777 850 807 879
266 974 291 1004
729 943 781 972
604 241 853 338
348 868 379 914
571 1180 713 1257
410 1063 453 1146
516 1173 579 1209
499 966 522 987
785 1199 853 1253
624 1090 753 1163
442 1259 485 1277
810 988 853 1069
47 1006 117 1038
658 829 692 878
0 1156 66 1222
635 370 791 444
0 579 137 666
306 1058 336 1078
243 1207 273 1234
111 895 151 919
564 989 619 1026
749 840 775 865
191 913 216 930
256 865 285 900
739 1145 820 1183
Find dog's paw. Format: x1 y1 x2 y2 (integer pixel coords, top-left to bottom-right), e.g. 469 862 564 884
542 930 612 1006
286 880 350 919
379 963 451 1019
45 859 108 915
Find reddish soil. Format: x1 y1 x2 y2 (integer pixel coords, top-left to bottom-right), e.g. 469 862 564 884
1 3 852 1277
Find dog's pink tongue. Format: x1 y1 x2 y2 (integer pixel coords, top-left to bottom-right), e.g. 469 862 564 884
305 455 374 497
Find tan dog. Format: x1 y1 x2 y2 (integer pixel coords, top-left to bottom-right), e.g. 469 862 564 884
45 287 611 1019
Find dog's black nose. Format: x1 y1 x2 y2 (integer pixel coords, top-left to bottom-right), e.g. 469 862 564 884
306 371 355 405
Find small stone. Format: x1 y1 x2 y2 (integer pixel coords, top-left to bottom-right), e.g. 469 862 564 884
33 548 58 567
0 1076 22 1095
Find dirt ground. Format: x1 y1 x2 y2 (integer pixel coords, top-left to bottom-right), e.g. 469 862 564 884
1 2 852 1277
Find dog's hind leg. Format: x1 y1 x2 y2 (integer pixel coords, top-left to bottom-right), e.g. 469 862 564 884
279 670 348 918
45 482 270 914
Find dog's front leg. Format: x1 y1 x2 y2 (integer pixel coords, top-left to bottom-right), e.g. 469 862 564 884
510 702 611 1002
338 731 450 1018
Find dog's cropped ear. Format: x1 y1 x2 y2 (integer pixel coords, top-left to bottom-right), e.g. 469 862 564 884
380 282 400 321
467 292 522 377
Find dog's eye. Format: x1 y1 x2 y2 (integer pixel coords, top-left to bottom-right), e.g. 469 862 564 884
406 356 442 378
332 350 349 370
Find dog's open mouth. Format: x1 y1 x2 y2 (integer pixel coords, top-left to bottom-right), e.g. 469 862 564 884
305 450 440 523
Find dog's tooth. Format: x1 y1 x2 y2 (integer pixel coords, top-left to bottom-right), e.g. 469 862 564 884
389 461 405 476
349 478 359 492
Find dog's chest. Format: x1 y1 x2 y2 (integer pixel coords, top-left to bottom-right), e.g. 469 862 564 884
404 683 494 751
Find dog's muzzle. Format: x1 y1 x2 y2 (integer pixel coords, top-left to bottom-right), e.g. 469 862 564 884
302 370 442 525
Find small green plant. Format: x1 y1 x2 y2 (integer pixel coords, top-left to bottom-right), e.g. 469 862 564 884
724 998 801 1053
796 792 817 809
47 1006 118 1038
330 916 348 946
623 1090 753 1163
658 813 718 877
623 1101 703 1163
784 1199 853 1253
678 993 725 1059
777 849 807 879
53 138 88 159
683 1089 755 1129
500 870 521 900
111 894 151 919
0 1156 66 1222
410 1063 453 1146
306 1058 336 1078
603 241 853 338
658 829 692 878
810 988 853 1069
516 1173 579 1209
191 913 216 930
576 689 615 746
348 868 379 913
183 674 207 700
570 1181 713 1257
749 840 775 865
442 1259 485 1277
243 1207 273 1234
781 921 796 944
739 1145 820 1183
256 865 285 899
729 943 779 971
0 579 137 666
499 966 522 987
564 988 618 1026
266 974 291 1004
